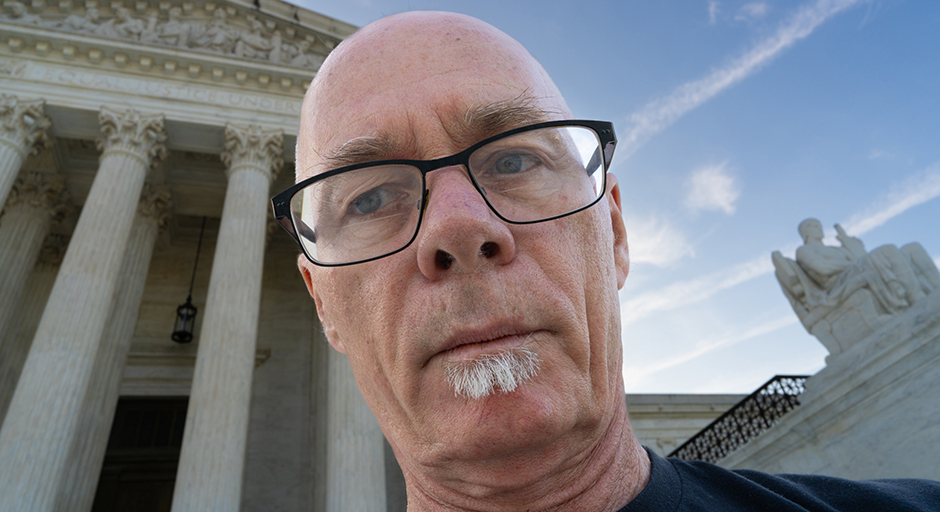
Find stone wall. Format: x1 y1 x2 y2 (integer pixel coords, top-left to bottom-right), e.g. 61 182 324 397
626 393 745 457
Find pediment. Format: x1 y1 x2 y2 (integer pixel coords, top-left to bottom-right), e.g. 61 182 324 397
1 0 356 92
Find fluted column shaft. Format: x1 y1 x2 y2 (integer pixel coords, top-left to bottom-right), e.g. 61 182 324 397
327 350 388 512
0 95 51 210
0 173 68 346
0 240 62 427
58 186 171 512
0 108 165 511
172 124 282 512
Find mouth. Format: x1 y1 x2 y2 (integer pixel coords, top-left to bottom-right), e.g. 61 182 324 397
437 325 540 363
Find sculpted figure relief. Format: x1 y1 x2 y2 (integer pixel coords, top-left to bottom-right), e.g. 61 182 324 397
774 218 939 355
190 8 236 54
59 6 100 32
234 18 273 59
4 3 328 68
3 1 41 25
95 7 144 40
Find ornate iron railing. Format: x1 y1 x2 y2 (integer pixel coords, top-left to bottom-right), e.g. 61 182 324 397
668 375 809 464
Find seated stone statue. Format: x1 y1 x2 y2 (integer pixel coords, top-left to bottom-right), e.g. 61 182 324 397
773 218 939 356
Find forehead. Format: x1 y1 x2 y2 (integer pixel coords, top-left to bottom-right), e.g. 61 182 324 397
297 13 570 179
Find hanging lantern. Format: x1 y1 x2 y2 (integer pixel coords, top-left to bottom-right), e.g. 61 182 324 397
172 217 206 344
172 296 197 343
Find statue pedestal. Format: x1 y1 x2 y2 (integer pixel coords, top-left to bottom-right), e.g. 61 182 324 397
719 291 940 479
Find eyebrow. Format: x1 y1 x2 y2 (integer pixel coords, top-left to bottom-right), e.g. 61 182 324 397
462 94 557 140
322 94 558 169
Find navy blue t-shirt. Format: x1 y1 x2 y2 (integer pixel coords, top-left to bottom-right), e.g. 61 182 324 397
619 448 940 512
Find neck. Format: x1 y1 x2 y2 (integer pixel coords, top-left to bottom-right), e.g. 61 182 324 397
400 397 651 512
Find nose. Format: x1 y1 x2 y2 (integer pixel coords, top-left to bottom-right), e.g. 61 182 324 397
415 167 516 280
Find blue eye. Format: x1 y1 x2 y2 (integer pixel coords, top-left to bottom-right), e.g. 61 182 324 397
492 153 538 174
350 188 393 215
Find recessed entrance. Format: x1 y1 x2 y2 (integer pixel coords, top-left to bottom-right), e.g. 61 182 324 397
91 397 188 512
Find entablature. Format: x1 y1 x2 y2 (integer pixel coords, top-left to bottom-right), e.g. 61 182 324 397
1 0 355 93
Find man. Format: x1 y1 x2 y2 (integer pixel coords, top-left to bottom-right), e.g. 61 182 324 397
274 11 940 511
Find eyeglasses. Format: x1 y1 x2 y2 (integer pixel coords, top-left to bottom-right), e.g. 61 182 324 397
272 120 617 266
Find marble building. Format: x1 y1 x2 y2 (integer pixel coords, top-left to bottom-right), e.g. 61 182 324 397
0 1 746 510
0 0 368 509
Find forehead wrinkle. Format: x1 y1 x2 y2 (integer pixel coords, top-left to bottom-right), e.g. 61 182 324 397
313 92 564 177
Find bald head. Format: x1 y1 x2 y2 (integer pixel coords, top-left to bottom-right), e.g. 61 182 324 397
296 11 571 180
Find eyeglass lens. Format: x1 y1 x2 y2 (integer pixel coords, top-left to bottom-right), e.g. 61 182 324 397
290 125 605 265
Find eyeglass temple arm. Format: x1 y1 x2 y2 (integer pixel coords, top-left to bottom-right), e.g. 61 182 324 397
274 215 297 241
274 214 318 246
603 141 616 170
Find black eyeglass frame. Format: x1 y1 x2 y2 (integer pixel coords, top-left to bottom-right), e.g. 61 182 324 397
272 119 617 267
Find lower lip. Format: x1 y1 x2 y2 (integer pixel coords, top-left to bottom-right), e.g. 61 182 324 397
442 333 534 362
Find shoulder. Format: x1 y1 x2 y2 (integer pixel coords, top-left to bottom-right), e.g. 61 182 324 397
619 448 940 512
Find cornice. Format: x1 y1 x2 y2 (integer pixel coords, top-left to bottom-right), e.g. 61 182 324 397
0 0 354 93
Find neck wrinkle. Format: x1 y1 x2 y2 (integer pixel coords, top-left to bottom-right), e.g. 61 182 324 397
399 394 652 512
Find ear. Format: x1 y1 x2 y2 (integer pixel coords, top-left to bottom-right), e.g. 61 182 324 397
606 173 629 289
297 254 346 354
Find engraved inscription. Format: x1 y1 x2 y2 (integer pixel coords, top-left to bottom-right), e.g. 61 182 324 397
30 67 301 114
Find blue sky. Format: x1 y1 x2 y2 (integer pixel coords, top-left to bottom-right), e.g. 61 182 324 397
292 0 940 394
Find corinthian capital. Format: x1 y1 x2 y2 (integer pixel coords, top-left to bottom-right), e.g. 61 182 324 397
0 95 52 158
137 183 172 231
221 123 283 182
37 233 70 270
5 172 72 223
96 107 167 168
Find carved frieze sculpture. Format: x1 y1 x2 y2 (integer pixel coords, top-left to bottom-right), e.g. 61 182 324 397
1 1 331 69
773 218 940 357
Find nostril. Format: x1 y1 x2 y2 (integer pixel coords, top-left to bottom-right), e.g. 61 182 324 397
479 242 498 259
435 250 454 270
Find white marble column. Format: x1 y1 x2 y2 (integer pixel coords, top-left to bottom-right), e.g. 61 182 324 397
58 184 171 512
0 107 166 511
0 95 51 210
0 172 69 347
0 235 65 427
171 124 282 512
327 350 388 512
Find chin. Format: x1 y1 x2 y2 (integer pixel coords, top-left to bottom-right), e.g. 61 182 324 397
430 380 582 464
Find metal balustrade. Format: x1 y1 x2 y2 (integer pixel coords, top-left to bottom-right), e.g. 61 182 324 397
668 375 810 464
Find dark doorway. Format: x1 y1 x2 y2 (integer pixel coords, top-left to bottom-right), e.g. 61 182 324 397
91 397 188 512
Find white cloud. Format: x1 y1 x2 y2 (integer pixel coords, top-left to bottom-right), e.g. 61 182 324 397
841 162 940 236
624 215 693 267
620 163 940 326
709 1 720 25
685 162 741 214
736 2 770 21
621 254 773 325
620 0 865 159
623 315 797 389
868 149 892 160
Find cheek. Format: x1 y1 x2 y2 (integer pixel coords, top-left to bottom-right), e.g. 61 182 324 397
314 264 411 384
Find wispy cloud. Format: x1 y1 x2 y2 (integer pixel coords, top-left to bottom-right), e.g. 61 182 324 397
621 164 940 325
868 148 892 160
621 254 772 325
619 0 865 159
841 162 940 235
623 315 797 388
685 161 741 214
709 1 720 25
625 215 693 267
736 2 771 21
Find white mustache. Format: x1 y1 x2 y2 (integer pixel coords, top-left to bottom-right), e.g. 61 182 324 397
445 346 540 400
